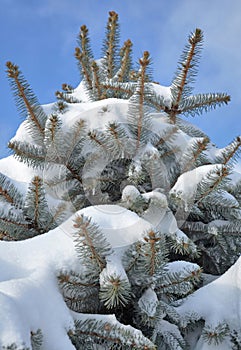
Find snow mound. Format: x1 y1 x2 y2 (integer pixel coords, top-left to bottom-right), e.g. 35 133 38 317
179 256 241 349
75 204 152 248
170 164 223 203
0 204 153 348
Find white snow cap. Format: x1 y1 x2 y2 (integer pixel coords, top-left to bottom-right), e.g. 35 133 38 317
75 204 152 248
179 256 241 350
122 185 141 202
170 164 223 203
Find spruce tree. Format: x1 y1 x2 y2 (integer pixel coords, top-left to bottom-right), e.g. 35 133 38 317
0 10 241 350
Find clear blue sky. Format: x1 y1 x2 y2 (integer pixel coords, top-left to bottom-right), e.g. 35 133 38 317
0 0 240 158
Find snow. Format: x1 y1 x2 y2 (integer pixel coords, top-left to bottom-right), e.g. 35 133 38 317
0 225 77 348
0 155 37 183
138 287 159 317
1 72 241 348
170 164 223 204
70 81 90 103
166 260 200 275
121 185 141 203
60 98 129 132
0 204 153 347
178 256 241 349
150 82 172 108
76 204 152 248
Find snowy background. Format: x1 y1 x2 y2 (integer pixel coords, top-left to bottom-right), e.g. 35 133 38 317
0 0 241 159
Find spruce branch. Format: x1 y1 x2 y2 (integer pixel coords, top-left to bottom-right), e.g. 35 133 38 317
6 61 46 138
44 114 65 163
55 83 81 104
156 266 202 297
31 329 43 350
0 215 29 230
118 39 133 82
58 271 99 313
0 173 24 208
168 235 200 258
136 51 151 149
63 119 87 165
170 28 203 123
73 215 112 274
181 137 210 173
75 47 93 93
59 272 98 288
77 25 93 61
0 207 38 241
154 125 179 149
202 323 229 346
196 165 229 204
45 114 59 143
99 274 132 309
75 24 94 93
91 61 103 99
87 130 108 151
100 81 134 98
45 118 85 183
65 163 83 184
70 317 156 349
180 92 231 117
145 93 170 113
215 136 241 166
62 83 74 92
104 121 132 158
0 230 15 241
8 140 46 168
144 230 161 276
103 11 120 79
0 186 13 204
24 176 54 234
30 176 41 229
124 242 142 273
44 202 67 230
124 230 167 285
176 117 209 138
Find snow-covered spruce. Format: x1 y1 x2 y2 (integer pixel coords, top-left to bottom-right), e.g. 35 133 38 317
0 10 241 350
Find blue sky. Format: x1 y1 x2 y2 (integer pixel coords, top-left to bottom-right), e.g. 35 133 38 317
0 0 241 158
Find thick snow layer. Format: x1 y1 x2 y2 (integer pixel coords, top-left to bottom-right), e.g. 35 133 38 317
0 155 37 183
75 204 152 248
61 98 129 132
170 164 223 203
0 204 152 348
179 257 241 349
150 82 172 108
0 224 77 349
